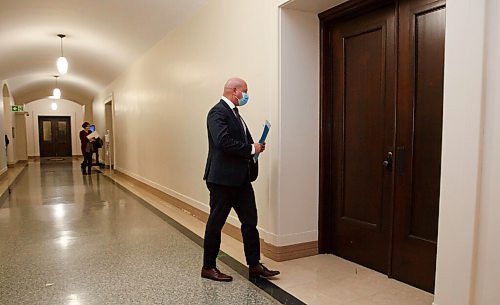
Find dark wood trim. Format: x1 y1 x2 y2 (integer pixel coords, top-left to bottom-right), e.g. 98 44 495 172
262 241 318 262
0 168 7 180
318 10 334 253
29 156 83 161
109 169 318 262
6 160 27 168
319 0 394 22
0 161 28 208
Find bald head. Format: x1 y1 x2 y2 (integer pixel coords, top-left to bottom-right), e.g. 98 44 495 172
223 77 248 106
224 78 246 90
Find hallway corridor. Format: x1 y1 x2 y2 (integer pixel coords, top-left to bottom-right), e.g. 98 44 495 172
0 161 280 305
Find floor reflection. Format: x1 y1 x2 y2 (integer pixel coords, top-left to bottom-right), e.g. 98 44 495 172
0 161 279 305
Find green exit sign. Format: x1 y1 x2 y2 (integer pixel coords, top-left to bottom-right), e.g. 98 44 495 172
11 105 24 112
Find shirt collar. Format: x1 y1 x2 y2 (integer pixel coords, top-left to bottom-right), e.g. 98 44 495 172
221 96 236 110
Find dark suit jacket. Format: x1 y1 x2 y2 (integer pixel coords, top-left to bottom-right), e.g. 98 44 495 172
204 100 258 186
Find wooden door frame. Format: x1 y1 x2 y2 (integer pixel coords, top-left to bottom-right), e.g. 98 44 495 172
104 94 115 168
318 0 396 254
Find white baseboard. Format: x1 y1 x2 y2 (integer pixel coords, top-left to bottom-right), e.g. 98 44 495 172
114 166 319 247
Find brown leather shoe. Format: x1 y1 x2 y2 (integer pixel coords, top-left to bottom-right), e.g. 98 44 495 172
249 263 280 278
201 267 233 282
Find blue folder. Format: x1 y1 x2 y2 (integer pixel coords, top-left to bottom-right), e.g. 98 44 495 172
253 120 271 162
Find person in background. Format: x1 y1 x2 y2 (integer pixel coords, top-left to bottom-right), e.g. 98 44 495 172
79 122 94 175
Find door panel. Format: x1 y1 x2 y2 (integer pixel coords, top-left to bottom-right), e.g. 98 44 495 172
344 28 385 226
38 116 72 157
329 4 396 274
393 0 446 292
55 120 71 156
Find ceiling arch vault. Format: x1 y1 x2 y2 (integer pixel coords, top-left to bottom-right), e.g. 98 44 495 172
0 0 209 105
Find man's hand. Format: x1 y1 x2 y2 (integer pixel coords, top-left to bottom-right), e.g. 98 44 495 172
253 143 266 154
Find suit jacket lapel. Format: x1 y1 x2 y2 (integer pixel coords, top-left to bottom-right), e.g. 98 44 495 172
219 100 246 139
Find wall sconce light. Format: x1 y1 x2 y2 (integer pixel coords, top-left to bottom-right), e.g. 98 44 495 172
56 34 68 74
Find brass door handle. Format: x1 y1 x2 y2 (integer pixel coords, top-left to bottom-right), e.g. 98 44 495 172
383 151 393 169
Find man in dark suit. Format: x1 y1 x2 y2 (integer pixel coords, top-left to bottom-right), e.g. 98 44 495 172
201 77 280 282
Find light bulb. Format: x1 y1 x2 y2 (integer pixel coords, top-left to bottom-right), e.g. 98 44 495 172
57 57 68 74
53 88 61 99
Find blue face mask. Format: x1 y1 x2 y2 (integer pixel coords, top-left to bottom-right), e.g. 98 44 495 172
238 92 249 106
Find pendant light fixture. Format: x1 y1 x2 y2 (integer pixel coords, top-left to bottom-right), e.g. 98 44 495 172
56 34 68 74
51 75 61 99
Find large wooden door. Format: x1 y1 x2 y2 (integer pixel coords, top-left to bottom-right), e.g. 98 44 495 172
320 0 445 293
38 116 72 157
326 4 397 274
392 0 446 292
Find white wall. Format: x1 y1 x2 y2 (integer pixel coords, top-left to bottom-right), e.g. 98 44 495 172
93 0 281 243
472 1 500 303
276 8 320 245
433 0 488 304
15 114 28 161
93 0 326 248
24 99 85 157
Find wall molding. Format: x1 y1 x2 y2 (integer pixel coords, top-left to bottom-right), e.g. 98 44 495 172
7 160 27 168
0 166 8 179
112 169 318 262
28 155 83 161
262 240 318 262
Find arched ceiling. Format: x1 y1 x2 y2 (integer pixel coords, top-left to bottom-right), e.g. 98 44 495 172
0 0 208 105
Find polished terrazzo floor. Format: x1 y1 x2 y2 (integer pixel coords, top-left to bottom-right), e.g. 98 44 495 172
103 168 434 305
0 161 280 305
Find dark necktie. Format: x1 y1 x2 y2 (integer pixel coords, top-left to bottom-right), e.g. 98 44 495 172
233 107 247 142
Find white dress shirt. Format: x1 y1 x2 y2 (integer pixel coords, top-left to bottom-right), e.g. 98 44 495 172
221 96 255 155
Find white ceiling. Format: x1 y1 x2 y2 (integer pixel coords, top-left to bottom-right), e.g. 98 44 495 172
0 0 208 104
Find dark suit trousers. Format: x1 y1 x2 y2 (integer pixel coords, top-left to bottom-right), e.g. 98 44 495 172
203 182 261 268
82 152 92 174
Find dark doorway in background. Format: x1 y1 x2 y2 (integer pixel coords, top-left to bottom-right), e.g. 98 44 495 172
38 116 72 157
104 101 114 167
